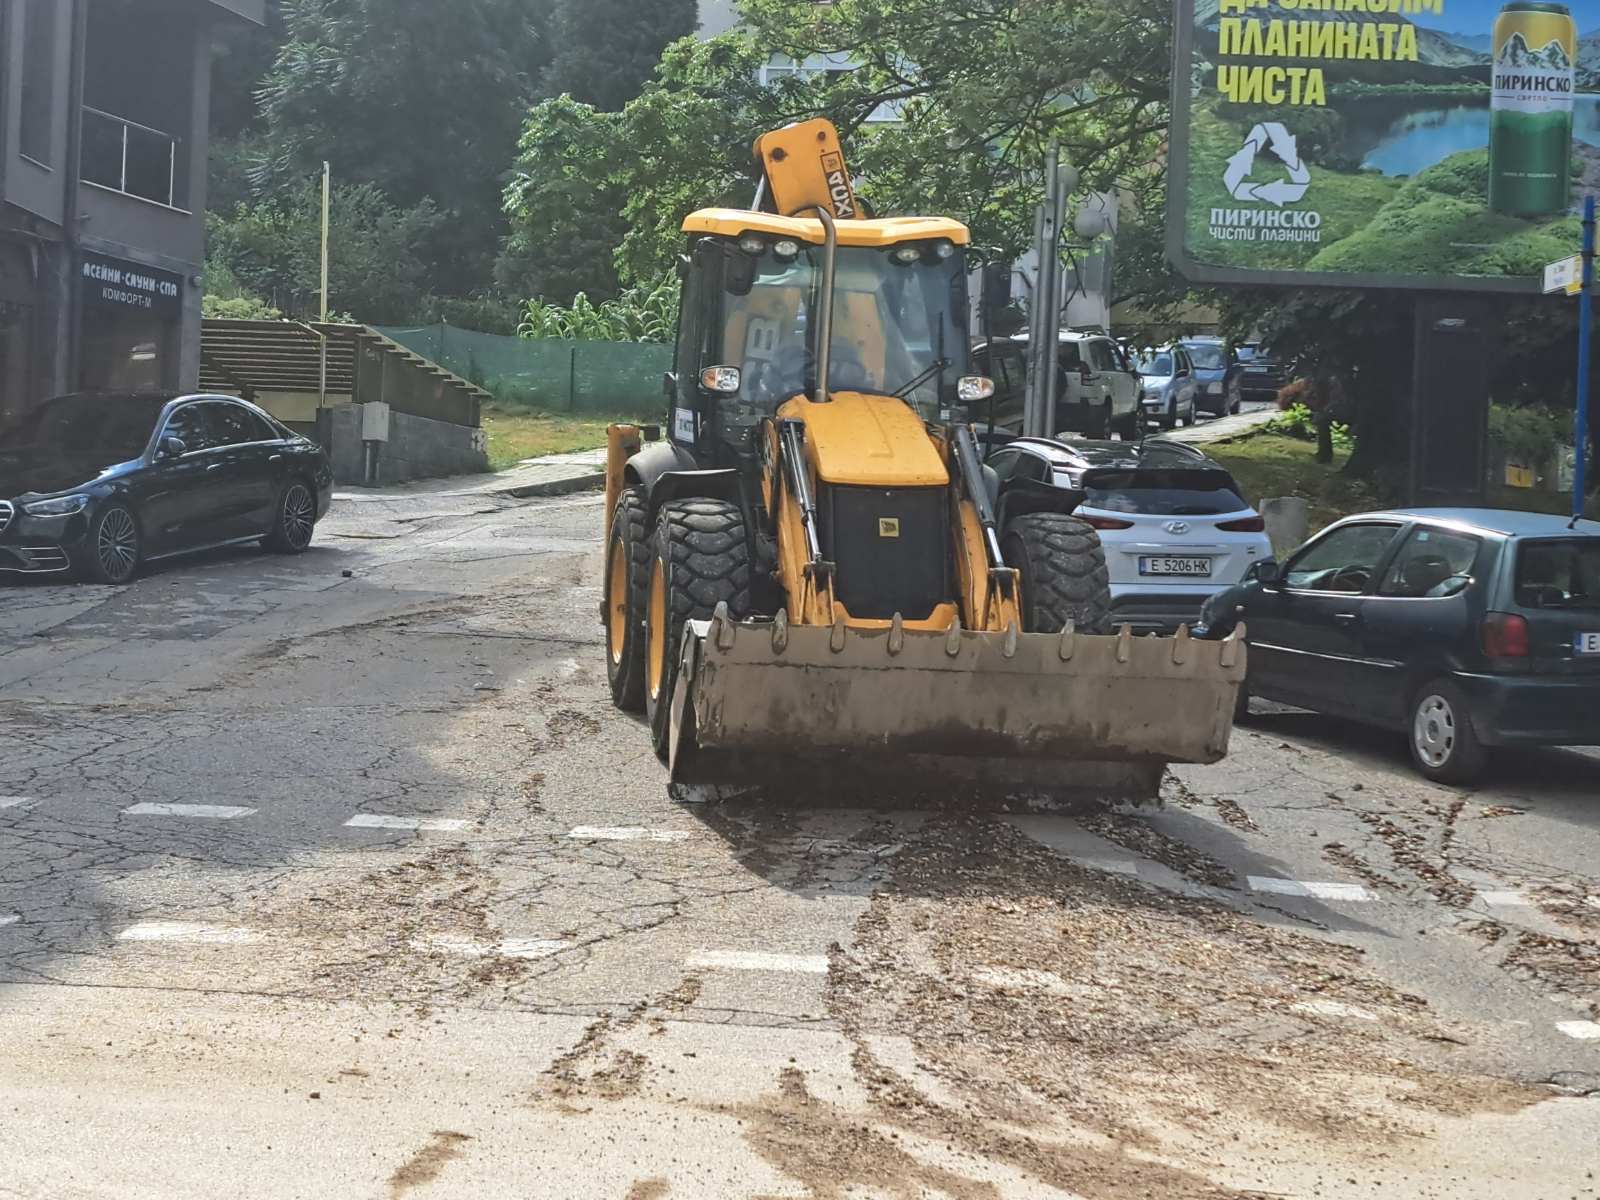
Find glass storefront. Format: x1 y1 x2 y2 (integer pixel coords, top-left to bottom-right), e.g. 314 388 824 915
77 252 183 393
0 243 38 424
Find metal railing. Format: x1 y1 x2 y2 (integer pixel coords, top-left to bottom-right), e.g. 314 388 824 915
81 106 181 210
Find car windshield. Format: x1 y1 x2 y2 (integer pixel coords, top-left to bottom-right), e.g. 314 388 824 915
1081 469 1248 515
1184 344 1229 370
0 393 167 462
1516 539 1600 610
715 241 968 438
1236 345 1262 363
1136 353 1173 376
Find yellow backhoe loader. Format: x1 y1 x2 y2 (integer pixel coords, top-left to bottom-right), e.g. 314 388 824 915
600 119 1246 802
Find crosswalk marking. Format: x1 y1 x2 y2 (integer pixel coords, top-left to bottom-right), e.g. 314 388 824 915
0 915 20 929
1247 876 1373 902
411 934 570 960
1556 1020 1600 1041
124 804 257 820
688 950 829 974
117 922 263 945
568 826 690 843
1477 890 1533 907
0 797 33 809
345 814 470 832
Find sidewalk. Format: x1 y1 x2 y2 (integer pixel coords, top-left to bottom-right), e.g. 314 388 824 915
1163 404 1278 447
332 448 607 504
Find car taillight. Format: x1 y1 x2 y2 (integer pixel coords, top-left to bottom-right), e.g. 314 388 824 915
1078 514 1134 531
1216 516 1266 532
1481 612 1530 658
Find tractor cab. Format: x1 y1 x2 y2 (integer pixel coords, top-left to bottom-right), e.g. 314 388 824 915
670 211 975 470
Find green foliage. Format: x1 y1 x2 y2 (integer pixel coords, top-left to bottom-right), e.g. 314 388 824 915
1265 402 1353 451
255 0 550 294
506 0 1188 310
1488 404 1570 467
207 180 441 324
202 293 284 321
518 276 680 343
539 0 698 111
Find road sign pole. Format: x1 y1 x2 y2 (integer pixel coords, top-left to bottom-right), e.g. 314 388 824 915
1576 194 1595 522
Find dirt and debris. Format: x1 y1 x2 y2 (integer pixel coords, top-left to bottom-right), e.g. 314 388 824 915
387 1131 473 1199
1082 810 1237 889
1323 842 1401 893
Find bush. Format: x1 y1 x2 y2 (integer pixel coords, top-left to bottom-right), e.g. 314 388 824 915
519 274 679 343
1488 403 1569 467
1265 401 1353 451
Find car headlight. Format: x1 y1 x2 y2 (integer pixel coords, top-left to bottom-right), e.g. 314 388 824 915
1142 389 1162 401
23 495 91 517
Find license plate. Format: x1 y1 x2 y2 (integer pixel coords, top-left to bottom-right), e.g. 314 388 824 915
1140 557 1212 577
1577 633 1600 656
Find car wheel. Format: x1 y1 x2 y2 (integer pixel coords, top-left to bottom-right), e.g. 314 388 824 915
1408 679 1488 785
75 502 141 585
264 479 317 554
1159 397 1176 431
1229 383 1242 415
1086 399 1112 440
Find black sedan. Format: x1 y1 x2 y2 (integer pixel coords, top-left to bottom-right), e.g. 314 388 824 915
1200 509 1600 783
0 392 333 584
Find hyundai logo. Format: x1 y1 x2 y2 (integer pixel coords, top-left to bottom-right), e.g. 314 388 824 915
1164 521 1191 535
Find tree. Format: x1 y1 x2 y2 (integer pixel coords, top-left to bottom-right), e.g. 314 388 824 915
207 181 441 325
539 0 699 111
256 0 550 294
504 1 1188 309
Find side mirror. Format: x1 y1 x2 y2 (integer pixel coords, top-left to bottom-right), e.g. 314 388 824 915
160 436 187 458
957 376 995 405
1248 559 1281 585
698 365 741 396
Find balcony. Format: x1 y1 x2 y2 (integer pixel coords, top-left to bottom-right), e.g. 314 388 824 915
80 106 186 212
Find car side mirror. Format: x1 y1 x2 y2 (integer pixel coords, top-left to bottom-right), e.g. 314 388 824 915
1248 559 1281 585
160 436 187 458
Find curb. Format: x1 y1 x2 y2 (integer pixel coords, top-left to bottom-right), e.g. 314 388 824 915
499 471 607 500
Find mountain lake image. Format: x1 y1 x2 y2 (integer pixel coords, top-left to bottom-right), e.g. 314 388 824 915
1180 0 1600 283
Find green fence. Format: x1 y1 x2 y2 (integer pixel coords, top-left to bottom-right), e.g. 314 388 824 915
376 324 669 414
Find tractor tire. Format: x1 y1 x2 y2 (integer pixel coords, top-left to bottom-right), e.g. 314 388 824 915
644 499 752 761
604 487 650 712
1002 514 1112 635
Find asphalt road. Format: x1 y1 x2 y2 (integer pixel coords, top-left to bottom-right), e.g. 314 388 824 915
2 487 1597 1200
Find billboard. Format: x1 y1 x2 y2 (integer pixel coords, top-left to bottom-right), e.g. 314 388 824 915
1168 0 1599 291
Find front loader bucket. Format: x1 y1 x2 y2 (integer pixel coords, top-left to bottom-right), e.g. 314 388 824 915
667 610 1247 807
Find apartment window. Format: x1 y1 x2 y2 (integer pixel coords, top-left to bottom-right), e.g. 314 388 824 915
20 0 58 164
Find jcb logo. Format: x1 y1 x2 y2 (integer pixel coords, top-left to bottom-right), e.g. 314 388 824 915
878 518 900 539
821 151 857 219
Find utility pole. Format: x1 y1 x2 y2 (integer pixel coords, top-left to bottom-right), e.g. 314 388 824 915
1575 194 1594 523
318 161 331 412
1024 146 1074 439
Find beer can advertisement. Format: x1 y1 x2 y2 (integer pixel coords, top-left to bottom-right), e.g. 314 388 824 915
1168 0 1599 291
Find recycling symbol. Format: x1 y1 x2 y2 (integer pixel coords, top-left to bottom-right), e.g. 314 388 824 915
1223 122 1310 208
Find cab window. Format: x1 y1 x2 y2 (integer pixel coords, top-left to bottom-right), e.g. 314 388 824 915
1283 523 1402 593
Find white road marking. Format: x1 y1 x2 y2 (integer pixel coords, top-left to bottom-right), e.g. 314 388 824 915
345 814 470 832
973 966 1074 995
1292 999 1378 1021
1076 856 1140 877
123 803 258 820
1247 876 1373 902
568 826 690 842
1556 1021 1600 1041
688 950 829 974
117 922 263 945
411 934 571 960
1478 890 1533 907
0 915 20 929
0 797 33 809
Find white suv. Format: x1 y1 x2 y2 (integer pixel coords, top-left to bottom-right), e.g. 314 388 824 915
973 333 1142 439
986 436 1274 632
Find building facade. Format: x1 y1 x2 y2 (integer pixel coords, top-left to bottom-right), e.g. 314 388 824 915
0 0 262 423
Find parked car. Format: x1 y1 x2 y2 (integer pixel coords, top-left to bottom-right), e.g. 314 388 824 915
1235 342 1291 404
1198 509 1600 783
0 392 333 584
986 436 1273 632
973 332 1141 440
1132 345 1200 430
1180 337 1243 417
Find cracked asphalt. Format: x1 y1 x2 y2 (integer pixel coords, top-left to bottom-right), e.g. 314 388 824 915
2 488 1598 1199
